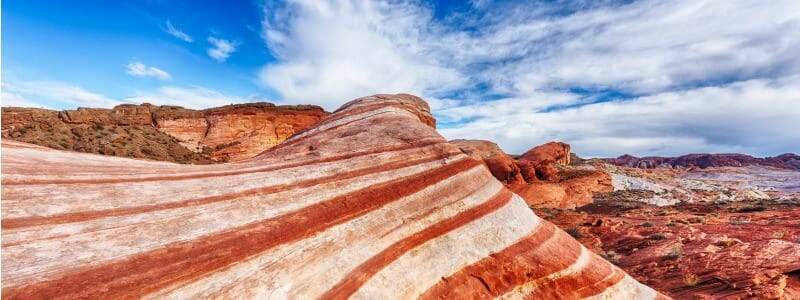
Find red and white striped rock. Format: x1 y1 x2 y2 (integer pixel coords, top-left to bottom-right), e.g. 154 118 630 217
1 94 666 299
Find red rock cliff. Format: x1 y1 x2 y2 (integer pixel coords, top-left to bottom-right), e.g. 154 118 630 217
2 102 328 162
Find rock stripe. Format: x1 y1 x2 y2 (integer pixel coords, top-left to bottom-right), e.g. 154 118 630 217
320 189 514 300
1 158 481 299
0 139 441 185
1 147 459 229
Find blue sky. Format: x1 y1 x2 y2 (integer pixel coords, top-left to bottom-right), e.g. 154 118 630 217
3 0 800 157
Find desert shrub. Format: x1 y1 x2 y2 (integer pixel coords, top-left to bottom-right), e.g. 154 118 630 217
91 124 103 131
58 142 69 149
565 227 583 239
642 221 654 227
648 233 669 240
714 238 739 247
684 274 701 287
603 251 620 265
666 221 677 227
708 212 718 217
664 244 683 259
688 217 705 224
729 216 751 225
737 205 766 213
773 231 784 239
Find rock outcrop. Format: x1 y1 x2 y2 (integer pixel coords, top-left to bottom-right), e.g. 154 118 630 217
451 140 612 209
518 141 572 181
451 139 525 185
1 102 327 163
511 168 614 209
1 94 664 299
607 153 800 170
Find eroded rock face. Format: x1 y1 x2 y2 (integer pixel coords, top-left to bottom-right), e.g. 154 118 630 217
1 94 664 299
511 169 614 209
518 141 572 181
451 139 525 185
2 102 327 162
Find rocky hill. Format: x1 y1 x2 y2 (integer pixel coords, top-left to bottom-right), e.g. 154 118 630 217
606 153 800 170
453 140 613 209
1 102 327 163
0 94 664 299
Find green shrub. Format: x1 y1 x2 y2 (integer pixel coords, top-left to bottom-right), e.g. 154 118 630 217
648 233 669 240
737 205 766 213
642 221 654 227
565 227 583 239
684 274 700 287
664 244 683 259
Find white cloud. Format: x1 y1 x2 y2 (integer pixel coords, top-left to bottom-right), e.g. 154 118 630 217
125 61 172 80
2 80 125 108
125 86 249 109
1 80 252 111
259 1 464 110
207 37 237 61
439 75 800 157
258 0 800 156
1 90 54 109
165 20 193 42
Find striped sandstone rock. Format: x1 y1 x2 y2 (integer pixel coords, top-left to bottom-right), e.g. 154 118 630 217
1 94 667 299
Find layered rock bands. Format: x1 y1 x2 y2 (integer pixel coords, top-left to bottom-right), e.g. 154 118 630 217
1 94 665 299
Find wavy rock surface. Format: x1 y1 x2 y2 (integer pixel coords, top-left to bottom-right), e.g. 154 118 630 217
1 94 664 299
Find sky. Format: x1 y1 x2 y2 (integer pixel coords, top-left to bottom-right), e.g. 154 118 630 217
2 0 799 157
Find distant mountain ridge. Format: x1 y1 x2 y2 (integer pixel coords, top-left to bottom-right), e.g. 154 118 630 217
604 153 800 170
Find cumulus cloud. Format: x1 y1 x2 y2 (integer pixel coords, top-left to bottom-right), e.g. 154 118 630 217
439 75 800 157
125 61 172 80
259 1 464 110
125 86 249 109
1 90 54 109
258 0 800 156
165 20 193 42
207 37 237 61
2 80 125 108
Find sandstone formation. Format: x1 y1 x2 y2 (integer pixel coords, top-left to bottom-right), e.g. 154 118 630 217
511 168 614 209
0 94 664 299
451 140 612 209
1 102 327 163
450 139 525 185
607 153 800 170
518 141 572 181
